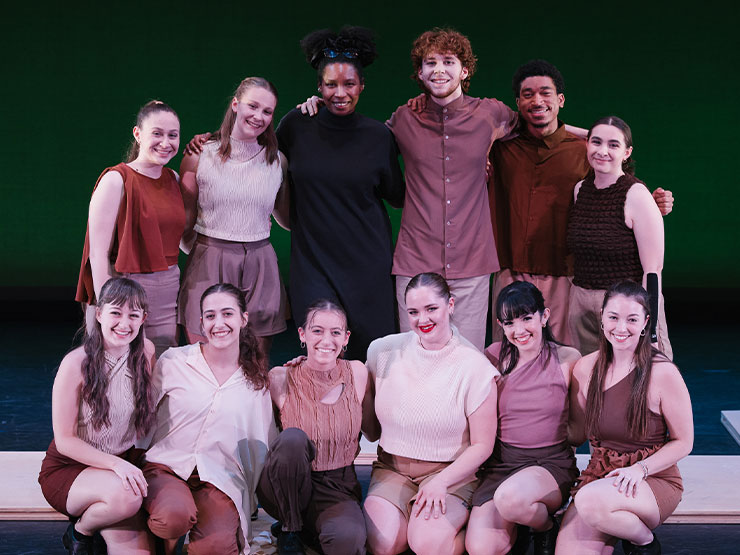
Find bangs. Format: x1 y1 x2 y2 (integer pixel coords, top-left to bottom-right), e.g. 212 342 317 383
99 278 149 313
496 290 540 322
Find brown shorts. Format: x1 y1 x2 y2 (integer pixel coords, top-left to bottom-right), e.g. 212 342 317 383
367 448 478 520
38 439 139 517
178 235 287 337
472 440 579 508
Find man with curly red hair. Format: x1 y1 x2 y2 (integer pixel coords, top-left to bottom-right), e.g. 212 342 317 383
389 28 517 351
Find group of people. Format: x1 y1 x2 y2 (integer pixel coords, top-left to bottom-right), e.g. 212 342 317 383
38 22 691 555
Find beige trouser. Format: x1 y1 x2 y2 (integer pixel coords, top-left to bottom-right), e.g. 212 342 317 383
491 270 573 345
395 274 490 351
568 284 673 360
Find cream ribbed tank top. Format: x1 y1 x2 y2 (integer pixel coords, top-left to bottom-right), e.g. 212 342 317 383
194 138 283 242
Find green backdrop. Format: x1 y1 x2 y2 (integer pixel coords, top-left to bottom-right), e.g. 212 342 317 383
3 1 737 295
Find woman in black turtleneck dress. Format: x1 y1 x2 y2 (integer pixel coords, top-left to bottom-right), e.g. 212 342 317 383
278 26 404 361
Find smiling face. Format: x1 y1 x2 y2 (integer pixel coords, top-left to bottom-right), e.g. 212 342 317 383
406 285 454 349
96 301 146 354
230 86 277 142
601 294 648 353
499 308 550 356
418 51 469 106
318 63 364 116
299 310 350 369
587 124 633 178
200 291 248 349
516 75 565 137
133 111 180 166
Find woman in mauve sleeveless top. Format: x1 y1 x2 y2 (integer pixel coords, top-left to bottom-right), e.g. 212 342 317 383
76 100 185 357
257 299 371 555
39 278 156 554
566 116 671 359
466 281 581 555
558 282 692 555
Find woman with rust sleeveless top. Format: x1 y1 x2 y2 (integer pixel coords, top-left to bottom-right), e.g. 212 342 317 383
258 299 371 555
557 282 692 555
567 116 671 359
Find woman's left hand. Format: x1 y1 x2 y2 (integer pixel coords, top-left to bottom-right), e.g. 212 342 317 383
413 477 448 520
606 464 645 497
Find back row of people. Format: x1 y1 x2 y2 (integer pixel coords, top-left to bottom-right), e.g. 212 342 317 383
41 275 692 555
74 26 675 367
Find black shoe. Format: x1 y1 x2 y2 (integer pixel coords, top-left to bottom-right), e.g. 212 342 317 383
62 523 92 555
532 517 559 555
271 520 282 538
622 534 661 555
251 507 259 521
277 531 305 554
508 524 531 555
92 533 107 555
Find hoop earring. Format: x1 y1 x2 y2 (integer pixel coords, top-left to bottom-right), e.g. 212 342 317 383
640 328 646 337
300 341 306 349
600 322 604 330
342 345 347 353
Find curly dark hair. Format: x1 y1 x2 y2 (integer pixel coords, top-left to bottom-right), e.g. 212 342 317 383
410 28 477 92
511 59 565 98
300 26 377 83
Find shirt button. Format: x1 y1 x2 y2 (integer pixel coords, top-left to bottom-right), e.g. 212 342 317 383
446 200 451 204
446 178 450 183
445 156 450 160
444 116 449 120
445 135 449 139
446 242 451 247
443 108 448 113
446 221 451 226
446 263 450 268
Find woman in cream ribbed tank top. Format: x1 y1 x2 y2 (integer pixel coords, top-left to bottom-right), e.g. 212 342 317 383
39 277 156 554
364 272 498 555
178 77 289 358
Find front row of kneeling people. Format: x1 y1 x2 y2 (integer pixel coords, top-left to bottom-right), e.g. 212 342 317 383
40 273 691 555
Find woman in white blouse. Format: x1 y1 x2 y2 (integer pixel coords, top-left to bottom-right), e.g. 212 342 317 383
178 77 289 358
142 283 277 555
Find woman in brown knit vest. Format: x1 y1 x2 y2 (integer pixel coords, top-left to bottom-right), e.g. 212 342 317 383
567 116 672 359
257 299 372 555
556 281 692 555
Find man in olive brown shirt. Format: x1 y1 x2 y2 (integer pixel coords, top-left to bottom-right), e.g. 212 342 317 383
489 60 673 342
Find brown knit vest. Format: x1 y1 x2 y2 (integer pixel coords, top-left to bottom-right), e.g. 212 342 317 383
568 173 643 289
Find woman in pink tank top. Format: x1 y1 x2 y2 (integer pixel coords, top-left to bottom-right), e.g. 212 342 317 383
466 281 581 555
39 277 156 555
557 281 693 555
258 299 372 555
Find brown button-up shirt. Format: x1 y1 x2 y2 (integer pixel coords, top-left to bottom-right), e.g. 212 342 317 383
489 122 590 277
388 94 517 279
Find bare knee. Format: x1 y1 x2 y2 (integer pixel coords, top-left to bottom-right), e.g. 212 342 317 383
408 527 456 555
573 488 608 528
106 486 145 521
493 485 531 522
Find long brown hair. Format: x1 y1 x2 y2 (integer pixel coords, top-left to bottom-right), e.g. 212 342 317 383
209 77 279 165
585 281 668 439
200 283 269 390
81 277 155 436
125 100 179 162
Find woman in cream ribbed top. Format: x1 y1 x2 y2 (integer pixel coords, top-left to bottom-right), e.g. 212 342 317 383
178 77 289 354
364 272 498 555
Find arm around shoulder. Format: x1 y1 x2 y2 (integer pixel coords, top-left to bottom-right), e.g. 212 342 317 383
268 365 289 410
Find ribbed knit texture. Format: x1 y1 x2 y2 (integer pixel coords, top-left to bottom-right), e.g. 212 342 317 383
194 138 282 242
280 359 362 472
568 173 644 289
367 329 497 462
77 350 137 454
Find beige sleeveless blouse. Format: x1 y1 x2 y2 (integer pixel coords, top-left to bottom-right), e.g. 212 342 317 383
77 350 137 454
280 359 362 471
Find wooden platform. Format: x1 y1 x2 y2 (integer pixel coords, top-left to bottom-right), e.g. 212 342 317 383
2 451 739 525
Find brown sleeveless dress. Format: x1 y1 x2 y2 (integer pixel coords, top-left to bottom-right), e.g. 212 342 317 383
279 359 362 472
573 372 683 524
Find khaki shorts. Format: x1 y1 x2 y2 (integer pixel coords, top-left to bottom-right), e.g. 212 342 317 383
367 448 478 520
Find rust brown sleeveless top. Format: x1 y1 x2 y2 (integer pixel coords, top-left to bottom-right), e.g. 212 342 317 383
76 163 185 304
595 371 667 452
567 173 644 290
280 359 362 472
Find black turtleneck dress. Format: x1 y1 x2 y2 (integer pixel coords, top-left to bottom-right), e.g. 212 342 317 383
277 107 405 360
